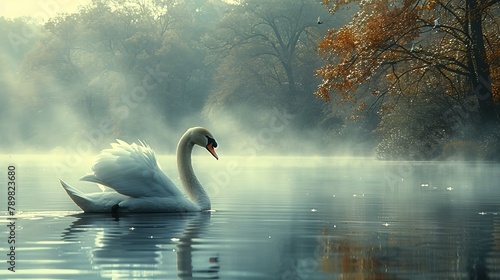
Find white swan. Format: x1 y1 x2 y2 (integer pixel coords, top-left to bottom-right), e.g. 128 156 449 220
60 127 218 213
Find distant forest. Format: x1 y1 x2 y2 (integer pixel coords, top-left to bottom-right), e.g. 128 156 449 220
1 0 499 160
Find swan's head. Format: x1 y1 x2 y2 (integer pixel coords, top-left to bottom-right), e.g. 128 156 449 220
189 127 218 160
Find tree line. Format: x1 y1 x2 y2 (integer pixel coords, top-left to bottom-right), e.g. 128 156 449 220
317 0 499 159
1 0 498 159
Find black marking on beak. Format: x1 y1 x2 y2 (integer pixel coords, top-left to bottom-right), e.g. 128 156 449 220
206 135 218 148
205 135 218 160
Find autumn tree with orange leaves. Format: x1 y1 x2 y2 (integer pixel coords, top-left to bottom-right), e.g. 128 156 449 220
316 0 499 125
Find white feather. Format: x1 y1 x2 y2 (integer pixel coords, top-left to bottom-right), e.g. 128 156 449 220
60 127 218 213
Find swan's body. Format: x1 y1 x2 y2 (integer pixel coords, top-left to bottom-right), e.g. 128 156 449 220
60 127 218 213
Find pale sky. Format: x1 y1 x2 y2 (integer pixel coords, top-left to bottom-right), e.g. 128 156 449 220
0 0 90 21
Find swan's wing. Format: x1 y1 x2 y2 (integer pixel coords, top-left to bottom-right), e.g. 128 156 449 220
81 140 183 198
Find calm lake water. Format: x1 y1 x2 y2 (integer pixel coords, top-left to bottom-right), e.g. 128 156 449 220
1 155 499 279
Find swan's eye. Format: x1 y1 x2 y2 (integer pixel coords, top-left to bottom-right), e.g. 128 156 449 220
205 135 217 148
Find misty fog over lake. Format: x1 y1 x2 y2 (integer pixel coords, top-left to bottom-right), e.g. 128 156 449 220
2 156 500 279
1 0 499 279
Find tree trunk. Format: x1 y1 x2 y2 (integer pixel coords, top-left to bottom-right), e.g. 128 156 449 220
467 0 498 123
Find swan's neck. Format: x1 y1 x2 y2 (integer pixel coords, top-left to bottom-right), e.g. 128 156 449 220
177 133 211 210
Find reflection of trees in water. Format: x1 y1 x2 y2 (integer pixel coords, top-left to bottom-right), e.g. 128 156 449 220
61 212 219 279
317 210 500 279
318 227 397 279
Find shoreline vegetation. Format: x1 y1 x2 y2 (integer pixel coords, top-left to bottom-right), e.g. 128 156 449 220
0 0 498 161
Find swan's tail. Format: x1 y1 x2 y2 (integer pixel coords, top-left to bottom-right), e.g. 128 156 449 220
60 179 92 211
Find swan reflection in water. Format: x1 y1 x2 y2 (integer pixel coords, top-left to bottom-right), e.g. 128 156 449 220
62 212 219 279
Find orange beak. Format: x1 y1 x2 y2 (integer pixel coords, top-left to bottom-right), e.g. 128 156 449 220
206 143 218 160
